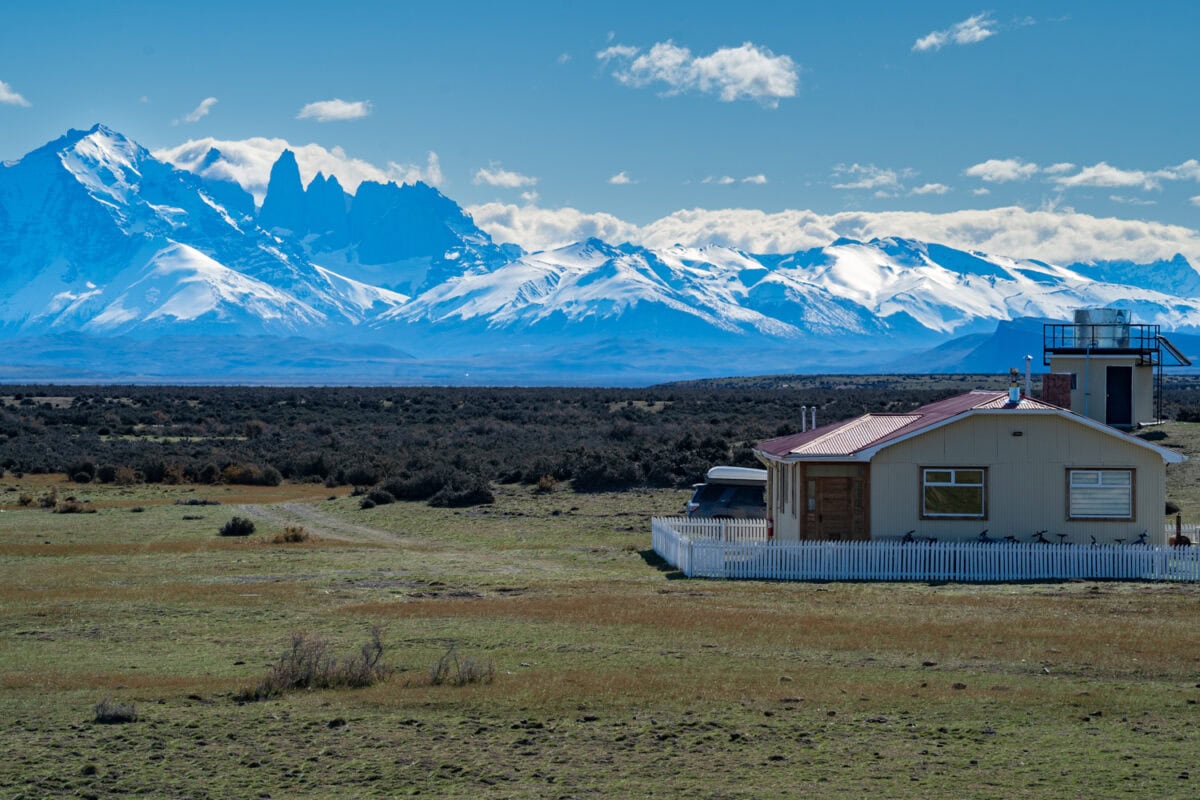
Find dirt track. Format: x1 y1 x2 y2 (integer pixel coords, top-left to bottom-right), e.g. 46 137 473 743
237 502 402 545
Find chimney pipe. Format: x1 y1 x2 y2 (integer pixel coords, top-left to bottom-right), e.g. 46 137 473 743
800 405 807 432
1024 355 1033 398
811 406 817 430
1008 367 1020 405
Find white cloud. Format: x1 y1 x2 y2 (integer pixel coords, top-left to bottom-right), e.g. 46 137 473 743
386 151 443 187
1044 162 1075 174
466 202 641 252
972 187 991 196
964 158 1039 182
557 52 571 64
598 40 798 107
520 190 539 204
1192 196 1200 207
1052 162 1160 190
1162 159 1200 182
296 98 372 122
0 79 30 107
910 183 951 195
474 163 538 188
155 137 439 204
597 44 639 60
913 13 997 52
608 170 633 185
832 163 911 191
179 96 218 124
1110 195 1157 206
467 202 1200 266
742 174 768 184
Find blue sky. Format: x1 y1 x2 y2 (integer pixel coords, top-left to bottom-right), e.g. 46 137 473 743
2 1 1199 259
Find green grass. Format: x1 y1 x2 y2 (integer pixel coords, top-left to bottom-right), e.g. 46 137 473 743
1 465 1199 797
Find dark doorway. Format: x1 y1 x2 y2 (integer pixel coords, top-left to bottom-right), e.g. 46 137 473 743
1106 366 1133 427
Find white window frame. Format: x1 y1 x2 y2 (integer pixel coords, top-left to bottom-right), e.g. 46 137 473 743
921 467 987 520
1068 468 1134 520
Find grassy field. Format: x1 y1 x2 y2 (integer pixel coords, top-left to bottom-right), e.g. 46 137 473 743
2 427 1200 797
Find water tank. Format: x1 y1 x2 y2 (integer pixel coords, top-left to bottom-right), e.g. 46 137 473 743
1074 308 1130 348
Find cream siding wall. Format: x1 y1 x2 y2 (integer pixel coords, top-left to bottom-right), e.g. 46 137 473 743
868 414 1167 544
1048 355 1155 425
768 462 803 541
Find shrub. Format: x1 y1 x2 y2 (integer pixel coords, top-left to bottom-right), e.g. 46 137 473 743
236 627 389 702
94 697 137 724
130 506 145 513
221 463 282 487
174 498 221 506
38 488 58 509
366 488 395 506
54 500 96 514
68 460 96 483
429 644 494 687
358 497 376 510
535 474 558 494
343 465 380 486
428 480 494 508
272 525 310 544
218 516 256 537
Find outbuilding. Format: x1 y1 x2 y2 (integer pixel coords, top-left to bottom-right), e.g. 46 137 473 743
754 389 1183 545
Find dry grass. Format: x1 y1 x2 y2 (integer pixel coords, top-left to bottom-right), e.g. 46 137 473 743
2 481 1199 798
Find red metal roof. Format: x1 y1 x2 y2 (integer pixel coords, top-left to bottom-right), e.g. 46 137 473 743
757 390 1060 459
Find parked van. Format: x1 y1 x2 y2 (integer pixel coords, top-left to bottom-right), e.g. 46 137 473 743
684 466 768 519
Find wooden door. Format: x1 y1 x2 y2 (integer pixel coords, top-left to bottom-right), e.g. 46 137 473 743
815 477 866 540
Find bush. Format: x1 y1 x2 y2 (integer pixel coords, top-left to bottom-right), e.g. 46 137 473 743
94 697 137 724
429 644 494 687
54 500 96 514
429 480 494 508
218 516 256 537
366 488 395 506
175 498 221 506
272 525 310 544
358 497 376 510
221 463 282 486
236 627 389 702
535 474 557 493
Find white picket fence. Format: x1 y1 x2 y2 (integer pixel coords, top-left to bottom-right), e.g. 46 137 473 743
651 517 1200 583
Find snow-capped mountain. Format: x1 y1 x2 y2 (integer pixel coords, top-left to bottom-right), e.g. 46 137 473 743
0 125 409 336
3 124 1200 382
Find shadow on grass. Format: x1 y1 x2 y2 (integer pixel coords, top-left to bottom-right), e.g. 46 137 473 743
639 549 687 579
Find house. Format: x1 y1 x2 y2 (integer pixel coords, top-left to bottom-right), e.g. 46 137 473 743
754 388 1184 545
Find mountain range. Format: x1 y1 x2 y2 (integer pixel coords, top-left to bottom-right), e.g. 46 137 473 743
2 124 1199 384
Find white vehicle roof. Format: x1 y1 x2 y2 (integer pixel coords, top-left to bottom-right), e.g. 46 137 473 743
704 466 768 486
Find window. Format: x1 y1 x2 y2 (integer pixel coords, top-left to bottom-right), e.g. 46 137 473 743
1068 469 1133 519
922 468 986 519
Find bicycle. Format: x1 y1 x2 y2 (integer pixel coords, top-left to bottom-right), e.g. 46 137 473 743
1031 530 1051 545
